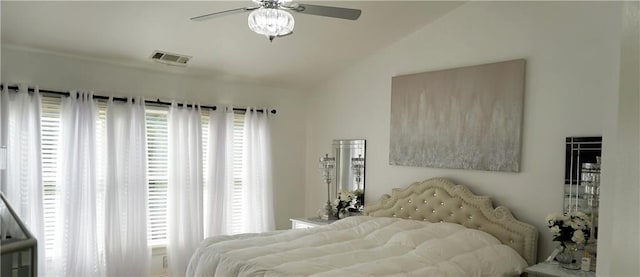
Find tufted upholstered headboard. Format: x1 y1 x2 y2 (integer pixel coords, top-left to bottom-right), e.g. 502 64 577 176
363 178 538 266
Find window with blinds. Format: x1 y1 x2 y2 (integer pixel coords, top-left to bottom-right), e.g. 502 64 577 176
39 98 248 249
145 106 169 244
144 108 248 243
40 96 61 254
199 110 245 235
230 112 245 234
40 96 108 254
96 100 107 254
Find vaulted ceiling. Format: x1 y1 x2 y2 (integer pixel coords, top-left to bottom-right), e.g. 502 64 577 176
1 1 464 89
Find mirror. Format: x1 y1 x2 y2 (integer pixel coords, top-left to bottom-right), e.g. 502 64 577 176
564 136 601 238
333 139 366 209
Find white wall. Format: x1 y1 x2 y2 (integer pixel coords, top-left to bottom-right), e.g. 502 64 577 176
598 2 640 276
305 1 622 264
1 46 309 275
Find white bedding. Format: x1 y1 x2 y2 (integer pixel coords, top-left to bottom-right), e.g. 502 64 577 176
187 216 528 276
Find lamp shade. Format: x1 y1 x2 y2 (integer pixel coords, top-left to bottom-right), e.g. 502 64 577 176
248 8 295 37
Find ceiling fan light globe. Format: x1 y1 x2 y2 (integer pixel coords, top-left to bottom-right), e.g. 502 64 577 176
248 8 295 37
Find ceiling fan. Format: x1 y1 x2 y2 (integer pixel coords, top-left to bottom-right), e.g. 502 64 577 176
190 0 362 42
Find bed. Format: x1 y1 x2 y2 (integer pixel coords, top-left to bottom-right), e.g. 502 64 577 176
187 178 538 276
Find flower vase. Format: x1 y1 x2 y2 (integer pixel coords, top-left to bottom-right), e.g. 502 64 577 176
556 242 581 270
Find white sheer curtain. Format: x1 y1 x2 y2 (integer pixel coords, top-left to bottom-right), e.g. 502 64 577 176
0 85 46 276
168 103 203 277
57 91 103 277
204 107 234 237
242 108 275 233
104 97 150 276
0 86 6 190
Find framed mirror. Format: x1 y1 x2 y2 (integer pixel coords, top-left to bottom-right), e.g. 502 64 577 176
332 139 366 209
564 136 601 238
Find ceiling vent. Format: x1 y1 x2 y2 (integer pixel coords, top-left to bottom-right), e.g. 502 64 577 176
150 50 191 66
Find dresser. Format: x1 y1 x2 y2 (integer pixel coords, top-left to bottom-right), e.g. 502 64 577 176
289 217 337 229
525 263 595 277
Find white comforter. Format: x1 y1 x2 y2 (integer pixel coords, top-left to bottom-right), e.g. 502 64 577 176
187 216 527 276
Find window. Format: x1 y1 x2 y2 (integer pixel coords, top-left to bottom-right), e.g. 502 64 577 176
230 112 245 234
145 108 247 244
40 96 61 254
40 96 108 254
40 96 249 251
146 106 169 244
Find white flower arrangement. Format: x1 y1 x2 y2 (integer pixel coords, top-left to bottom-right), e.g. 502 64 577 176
546 211 591 245
333 190 363 218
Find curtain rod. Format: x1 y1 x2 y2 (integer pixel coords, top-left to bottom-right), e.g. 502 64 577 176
1 84 277 114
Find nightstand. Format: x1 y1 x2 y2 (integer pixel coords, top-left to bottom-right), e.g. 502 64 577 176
525 263 595 277
289 217 337 229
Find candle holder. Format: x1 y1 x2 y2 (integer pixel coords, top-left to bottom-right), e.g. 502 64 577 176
351 154 365 211
319 153 336 220
351 154 365 191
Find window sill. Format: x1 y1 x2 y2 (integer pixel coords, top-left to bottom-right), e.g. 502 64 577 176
151 244 166 256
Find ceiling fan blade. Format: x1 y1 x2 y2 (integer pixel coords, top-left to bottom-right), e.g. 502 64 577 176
289 3 361 20
190 7 258 21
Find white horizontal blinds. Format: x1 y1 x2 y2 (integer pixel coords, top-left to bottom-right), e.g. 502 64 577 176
95 99 108 258
40 95 61 254
146 106 169 244
231 111 245 234
201 110 210 214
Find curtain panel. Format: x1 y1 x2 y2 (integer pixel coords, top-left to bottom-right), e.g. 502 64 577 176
0 85 46 276
242 108 275 233
104 97 150 276
167 103 203 277
57 91 103 277
204 107 235 237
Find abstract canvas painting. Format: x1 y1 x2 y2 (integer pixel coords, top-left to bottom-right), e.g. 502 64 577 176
389 59 525 172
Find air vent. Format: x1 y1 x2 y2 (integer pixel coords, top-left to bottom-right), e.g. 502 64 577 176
150 50 191 66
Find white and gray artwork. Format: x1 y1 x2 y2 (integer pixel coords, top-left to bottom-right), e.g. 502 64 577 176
389 59 525 172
